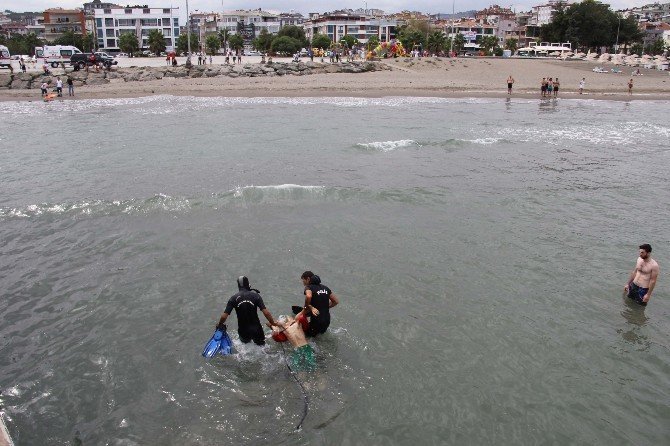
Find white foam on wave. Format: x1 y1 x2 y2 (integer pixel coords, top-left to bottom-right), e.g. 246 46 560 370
356 139 419 151
232 184 324 198
463 138 500 145
0 193 191 220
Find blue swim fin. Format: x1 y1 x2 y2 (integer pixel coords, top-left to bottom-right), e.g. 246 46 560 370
219 330 232 355
202 329 224 358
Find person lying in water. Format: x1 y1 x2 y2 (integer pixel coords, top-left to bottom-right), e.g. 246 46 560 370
269 312 315 371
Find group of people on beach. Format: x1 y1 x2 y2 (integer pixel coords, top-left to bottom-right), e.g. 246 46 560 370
541 77 561 97
214 271 339 370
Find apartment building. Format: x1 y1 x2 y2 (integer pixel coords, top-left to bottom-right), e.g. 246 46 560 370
94 7 179 52
304 11 399 44
43 8 86 42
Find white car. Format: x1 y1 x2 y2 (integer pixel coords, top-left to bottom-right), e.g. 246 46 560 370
116 52 128 58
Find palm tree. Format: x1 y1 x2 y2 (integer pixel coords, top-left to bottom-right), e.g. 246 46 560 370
218 29 229 51
426 31 447 55
147 29 166 55
479 35 498 55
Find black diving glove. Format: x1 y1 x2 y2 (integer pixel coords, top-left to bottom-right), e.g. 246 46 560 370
216 322 227 332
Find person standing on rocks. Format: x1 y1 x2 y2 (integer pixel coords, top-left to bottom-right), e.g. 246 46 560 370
67 76 74 96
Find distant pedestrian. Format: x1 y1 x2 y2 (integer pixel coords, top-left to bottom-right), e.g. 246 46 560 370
209 55 212 64
19 57 26 73
67 76 74 96
198 54 202 65
628 78 633 95
40 81 48 97
553 78 560 97
540 77 547 97
579 77 585 94
507 75 514 94
56 77 63 97
547 77 553 96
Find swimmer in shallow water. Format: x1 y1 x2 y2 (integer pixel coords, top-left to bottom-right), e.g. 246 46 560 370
624 244 660 306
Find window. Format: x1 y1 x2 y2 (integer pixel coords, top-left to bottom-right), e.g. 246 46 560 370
174 27 179 36
162 28 171 36
103 9 111 14
162 18 170 26
125 9 132 14
106 29 114 37
143 9 150 14
173 18 179 26
105 18 113 27
97 27 103 37
98 38 104 46
107 38 115 47
163 9 170 14
96 18 102 27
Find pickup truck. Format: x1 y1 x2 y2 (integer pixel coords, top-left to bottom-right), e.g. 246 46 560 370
70 52 118 70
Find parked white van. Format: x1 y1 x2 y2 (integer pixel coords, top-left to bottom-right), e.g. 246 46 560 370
35 45 83 67
0 45 11 69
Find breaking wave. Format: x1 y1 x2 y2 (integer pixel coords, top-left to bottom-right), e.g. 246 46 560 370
356 140 419 151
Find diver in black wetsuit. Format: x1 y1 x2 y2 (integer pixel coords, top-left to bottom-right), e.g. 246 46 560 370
217 276 278 345
301 271 339 337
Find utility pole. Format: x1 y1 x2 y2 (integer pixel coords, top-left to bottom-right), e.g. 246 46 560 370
449 0 455 55
615 16 621 53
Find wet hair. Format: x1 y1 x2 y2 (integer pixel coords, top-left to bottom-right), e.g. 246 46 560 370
639 244 652 253
237 275 250 290
301 271 314 280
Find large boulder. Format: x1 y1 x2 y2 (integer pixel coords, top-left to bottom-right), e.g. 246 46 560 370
10 78 31 89
85 76 109 85
203 67 221 77
164 67 189 78
0 74 12 88
324 64 340 73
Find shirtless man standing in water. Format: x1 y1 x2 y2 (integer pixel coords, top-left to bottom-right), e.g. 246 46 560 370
624 244 660 306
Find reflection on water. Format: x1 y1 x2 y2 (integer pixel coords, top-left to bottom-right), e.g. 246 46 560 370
618 296 650 350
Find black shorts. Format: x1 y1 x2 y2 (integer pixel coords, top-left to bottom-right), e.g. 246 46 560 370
239 325 265 345
306 318 330 337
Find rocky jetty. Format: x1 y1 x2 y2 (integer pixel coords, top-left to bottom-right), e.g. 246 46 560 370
0 61 390 90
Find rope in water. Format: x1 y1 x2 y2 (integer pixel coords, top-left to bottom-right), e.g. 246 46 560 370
279 342 309 431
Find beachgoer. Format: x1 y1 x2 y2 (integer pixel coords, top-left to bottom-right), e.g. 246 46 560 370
624 244 660 306
628 78 633 95
547 78 554 96
553 78 560 97
40 81 48 97
42 62 50 75
507 75 514 95
270 312 315 371
56 77 63 97
301 271 339 337
209 55 212 64
67 77 74 96
579 77 585 94
541 77 547 97
197 54 202 65
216 276 278 345
19 57 26 73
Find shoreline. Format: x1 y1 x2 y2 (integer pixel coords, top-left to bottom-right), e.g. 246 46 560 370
2 57 669 103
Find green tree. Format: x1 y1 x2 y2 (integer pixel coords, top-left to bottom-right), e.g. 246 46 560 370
615 15 644 51
81 33 94 52
53 30 84 49
505 37 518 53
277 25 308 48
367 35 380 52
176 33 199 55
629 42 643 56
252 28 274 52
271 36 301 55
478 35 498 55
119 32 139 55
312 34 331 50
206 34 220 55
340 34 357 49
453 33 466 53
646 37 666 56
398 27 426 51
426 30 447 54
147 29 166 55
227 34 244 51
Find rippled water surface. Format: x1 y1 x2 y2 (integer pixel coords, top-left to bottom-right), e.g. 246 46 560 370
1 96 669 445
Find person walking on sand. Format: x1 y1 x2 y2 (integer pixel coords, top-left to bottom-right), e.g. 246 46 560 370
507 75 514 95
624 244 660 306
628 78 633 95
579 77 585 94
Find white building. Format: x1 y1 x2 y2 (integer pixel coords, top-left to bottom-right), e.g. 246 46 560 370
529 1 571 26
94 6 179 52
217 9 280 35
303 11 399 44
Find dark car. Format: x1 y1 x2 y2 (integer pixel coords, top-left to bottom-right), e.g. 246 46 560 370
71 52 118 70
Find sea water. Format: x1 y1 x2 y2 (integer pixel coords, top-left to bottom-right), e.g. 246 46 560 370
0 96 669 445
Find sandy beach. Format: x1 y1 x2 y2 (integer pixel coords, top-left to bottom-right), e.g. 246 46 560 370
1 57 669 101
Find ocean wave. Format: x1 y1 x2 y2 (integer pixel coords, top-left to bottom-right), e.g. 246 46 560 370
356 140 419 151
1 185 445 221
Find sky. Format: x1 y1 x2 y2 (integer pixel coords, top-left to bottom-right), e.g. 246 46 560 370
2 0 648 18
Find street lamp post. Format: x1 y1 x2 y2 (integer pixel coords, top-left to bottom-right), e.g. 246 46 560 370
615 16 621 53
185 0 192 67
